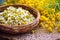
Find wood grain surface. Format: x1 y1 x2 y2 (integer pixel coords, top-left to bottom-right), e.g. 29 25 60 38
0 27 60 40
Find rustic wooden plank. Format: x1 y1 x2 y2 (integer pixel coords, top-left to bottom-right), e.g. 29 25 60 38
0 27 60 40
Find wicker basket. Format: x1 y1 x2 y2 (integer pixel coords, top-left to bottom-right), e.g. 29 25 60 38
0 4 40 34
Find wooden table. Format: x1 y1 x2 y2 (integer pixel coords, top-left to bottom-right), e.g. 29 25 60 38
0 27 60 40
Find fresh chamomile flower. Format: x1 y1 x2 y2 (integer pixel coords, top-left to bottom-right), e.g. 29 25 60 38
16 7 23 12
0 6 35 26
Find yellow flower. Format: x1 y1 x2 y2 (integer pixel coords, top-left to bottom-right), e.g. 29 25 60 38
14 14 18 16
11 16 15 20
44 24 49 28
50 23 54 28
3 2 7 5
47 27 52 32
51 9 55 13
51 18 55 21
17 17 21 21
40 15 49 21
32 30 35 33
21 21 26 25
39 22 44 27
